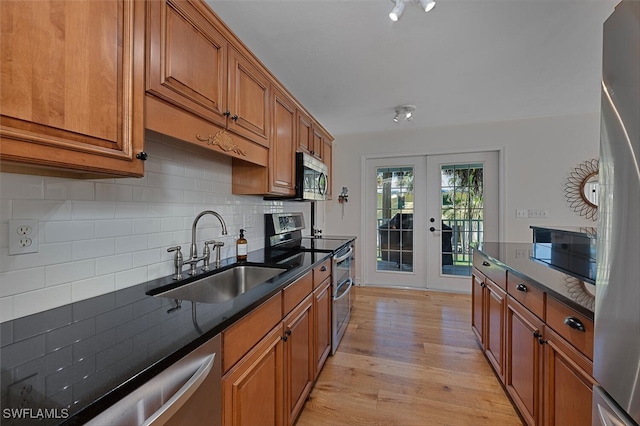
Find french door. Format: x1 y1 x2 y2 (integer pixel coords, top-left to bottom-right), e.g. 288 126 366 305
364 151 499 292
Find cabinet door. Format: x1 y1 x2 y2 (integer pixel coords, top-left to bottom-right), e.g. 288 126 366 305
311 125 323 160
227 46 270 147
0 0 144 177
485 278 506 382
543 327 596 426
222 324 284 426
471 268 485 345
283 294 314 426
269 87 296 195
313 278 332 380
296 110 313 154
147 0 227 128
506 296 544 426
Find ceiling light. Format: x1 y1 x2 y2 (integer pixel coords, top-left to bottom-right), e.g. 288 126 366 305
393 105 416 123
419 0 436 13
388 0 405 22
389 0 436 21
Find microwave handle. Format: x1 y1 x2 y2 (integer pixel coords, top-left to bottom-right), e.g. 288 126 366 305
333 246 353 264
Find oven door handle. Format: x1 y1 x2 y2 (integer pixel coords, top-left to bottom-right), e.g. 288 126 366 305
333 246 353 264
334 278 353 302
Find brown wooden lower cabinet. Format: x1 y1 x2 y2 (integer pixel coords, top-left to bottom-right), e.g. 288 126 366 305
543 326 596 426
313 278 332 380
485 278 506 382
506 295 544 426
222 324 285 426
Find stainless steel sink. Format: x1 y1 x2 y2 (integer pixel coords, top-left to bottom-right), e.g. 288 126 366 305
151 265 287 304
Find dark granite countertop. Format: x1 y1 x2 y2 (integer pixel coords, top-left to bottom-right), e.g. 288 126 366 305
475 242 596 319
0 247 339 426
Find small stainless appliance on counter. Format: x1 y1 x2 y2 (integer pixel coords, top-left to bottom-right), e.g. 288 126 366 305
265 213 355 354
593 1 640 424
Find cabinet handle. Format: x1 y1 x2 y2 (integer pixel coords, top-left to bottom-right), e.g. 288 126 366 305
564 316 586 332
482 261 490 267
223 110 231 117
136 151 148 161
320 266 327 272
516 283 528 292
231 114 239 121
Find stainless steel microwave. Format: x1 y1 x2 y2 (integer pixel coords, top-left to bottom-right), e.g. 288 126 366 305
297 152 328 201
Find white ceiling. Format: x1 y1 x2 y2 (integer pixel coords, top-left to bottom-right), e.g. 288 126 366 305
208 0 617 137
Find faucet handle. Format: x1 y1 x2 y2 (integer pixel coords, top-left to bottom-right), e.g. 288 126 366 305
167 246 183 280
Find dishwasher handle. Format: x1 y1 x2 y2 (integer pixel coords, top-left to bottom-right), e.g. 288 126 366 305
144 353 215 426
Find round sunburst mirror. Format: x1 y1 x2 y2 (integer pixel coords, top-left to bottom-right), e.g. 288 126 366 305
565 159 599 221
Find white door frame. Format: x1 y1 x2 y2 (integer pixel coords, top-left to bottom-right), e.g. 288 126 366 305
360 146 506 293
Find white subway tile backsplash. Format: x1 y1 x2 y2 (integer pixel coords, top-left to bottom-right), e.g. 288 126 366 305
46 260 95 287
72 239 115 261
0 138 289 321
115 267 147 290
45 221 94 243
114 203 148 219
12 200 72 221
115 235 148 254
45 179 95 201
71 201 115 220
0 296 14 322
0 173 44 199
95 253 133 276
95 219 133 238
95 183 134 203
13 284 72 319
132 218 161 235
132 248 162 268
72 275 115 302
0 267 45 297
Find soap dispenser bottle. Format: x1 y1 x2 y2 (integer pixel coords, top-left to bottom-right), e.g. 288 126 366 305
236 229 247 261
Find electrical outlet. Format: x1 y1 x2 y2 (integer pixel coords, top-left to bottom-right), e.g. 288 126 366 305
516 209 528 218
9 219 39 255
243 214 253 229
515 249 528 259
8 374 38 409
528 209 549 218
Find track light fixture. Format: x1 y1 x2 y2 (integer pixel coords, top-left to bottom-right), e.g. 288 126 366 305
393 105 416 123
389 0 436 21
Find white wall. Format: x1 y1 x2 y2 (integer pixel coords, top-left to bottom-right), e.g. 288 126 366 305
325 112 601 284
0 132 313 322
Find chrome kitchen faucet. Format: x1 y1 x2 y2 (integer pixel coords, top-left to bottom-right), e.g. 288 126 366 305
167 210 228 278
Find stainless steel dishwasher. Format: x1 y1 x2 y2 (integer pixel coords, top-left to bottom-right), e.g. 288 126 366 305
86 334 221 426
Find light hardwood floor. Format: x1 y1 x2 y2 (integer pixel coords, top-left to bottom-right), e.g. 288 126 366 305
296 286 524 426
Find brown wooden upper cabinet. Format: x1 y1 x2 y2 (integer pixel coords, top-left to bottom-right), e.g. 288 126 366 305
0 0 146 177
146 0 270 151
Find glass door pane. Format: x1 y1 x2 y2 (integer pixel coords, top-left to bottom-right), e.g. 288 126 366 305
376 167 414 272
440 163 484 277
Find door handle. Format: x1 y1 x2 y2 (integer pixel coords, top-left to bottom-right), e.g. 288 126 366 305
429 227 440 232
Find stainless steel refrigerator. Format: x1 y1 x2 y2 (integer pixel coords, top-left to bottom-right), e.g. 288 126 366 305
593 0 640 425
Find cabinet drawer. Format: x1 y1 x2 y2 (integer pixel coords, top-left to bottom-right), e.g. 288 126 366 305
283 272 313 316
546 296 594 360
473 252 507 290
507 271 545 320
222 293 282 372
313 258 331 289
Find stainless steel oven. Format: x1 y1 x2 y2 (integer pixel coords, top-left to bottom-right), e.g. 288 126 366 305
332 243 354 354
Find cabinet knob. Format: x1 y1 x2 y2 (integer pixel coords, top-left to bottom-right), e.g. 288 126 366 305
231 114 239 121
516 283 528 292
482 261 490 267
563 316 586 332
136 151 148 161
282 335 288 342
480 282 486 288
285 329 292 336
320 266 327 272
223 110 231 117
532 331 540 338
